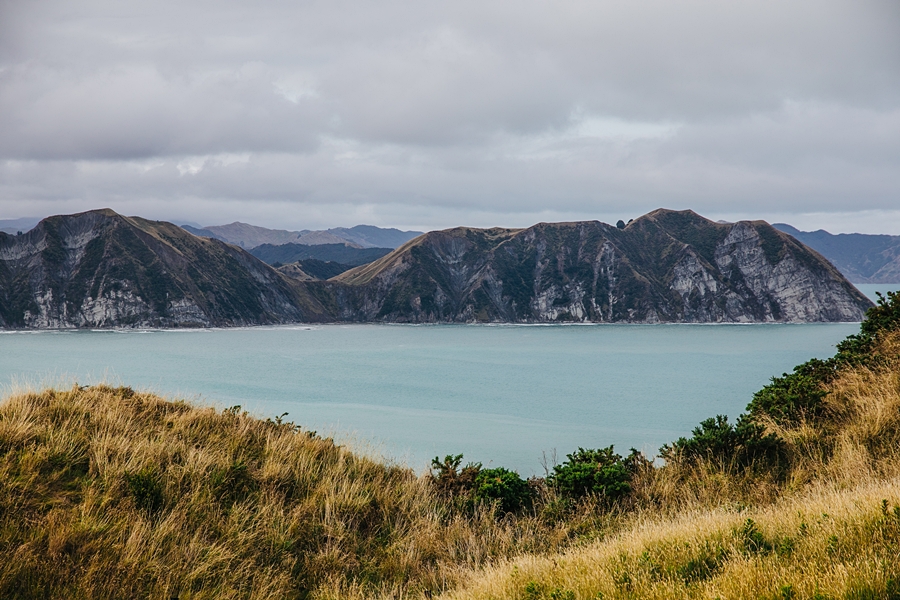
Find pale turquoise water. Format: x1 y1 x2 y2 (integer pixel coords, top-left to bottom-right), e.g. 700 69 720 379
0 322 864 474
856 283 900 302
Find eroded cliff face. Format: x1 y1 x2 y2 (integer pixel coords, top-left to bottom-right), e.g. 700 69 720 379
331 210 872 323
0 209 329 328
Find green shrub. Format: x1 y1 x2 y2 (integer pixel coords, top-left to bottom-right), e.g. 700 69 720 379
748 291 900 425
548 446 631 501
430 454 481 499
474 467 531 513
660 415 784 471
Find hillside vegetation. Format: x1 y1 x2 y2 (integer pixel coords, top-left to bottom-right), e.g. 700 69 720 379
1 292 899 599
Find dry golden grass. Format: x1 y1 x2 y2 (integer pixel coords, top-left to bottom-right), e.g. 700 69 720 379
444 331 900 600
0 384 613 599
445 479 900 600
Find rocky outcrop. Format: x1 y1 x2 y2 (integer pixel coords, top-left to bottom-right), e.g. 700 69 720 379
330 209 872 323
0 209 331 328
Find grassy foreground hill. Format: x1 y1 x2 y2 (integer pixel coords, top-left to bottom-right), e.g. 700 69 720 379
1 293 899 598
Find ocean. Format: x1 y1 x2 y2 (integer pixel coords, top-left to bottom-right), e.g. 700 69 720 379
1 283 895 475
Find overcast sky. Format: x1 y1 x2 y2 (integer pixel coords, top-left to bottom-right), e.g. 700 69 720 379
1 0 898 233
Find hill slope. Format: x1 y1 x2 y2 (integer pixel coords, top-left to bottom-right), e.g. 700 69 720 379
774 223 900 283
0 209 330 328
250 242 393 267
332 209 872 323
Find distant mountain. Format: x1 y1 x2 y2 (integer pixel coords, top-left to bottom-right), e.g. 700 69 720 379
325 225 422 249
0 209 330 328
331 209 872 323
773 224 900 284
0 217 41 235
181 222 422 249
188 222 309 248
180 224 229 242
284 259 354 280
0 208 874 328
249 243 393 267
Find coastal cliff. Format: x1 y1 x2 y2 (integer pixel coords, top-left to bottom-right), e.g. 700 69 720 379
0 209 330 328
332 209 872 323
0 208 872 328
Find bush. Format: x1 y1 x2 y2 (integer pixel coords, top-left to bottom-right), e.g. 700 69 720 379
660 415 783 471
430 454 481 498
473 467 532 513
747 359 834 424
748 291 900 425
548 446 631 501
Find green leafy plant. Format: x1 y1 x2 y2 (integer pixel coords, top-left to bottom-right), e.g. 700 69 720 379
430 454 481 499
548 446 631 501
660 415 784 470
473 467 531 513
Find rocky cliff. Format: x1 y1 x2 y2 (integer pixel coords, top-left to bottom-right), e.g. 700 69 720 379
330 209 873 323
0 209 330 328
0 208 874 328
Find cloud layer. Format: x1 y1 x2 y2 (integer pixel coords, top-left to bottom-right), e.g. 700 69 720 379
1 0 898 232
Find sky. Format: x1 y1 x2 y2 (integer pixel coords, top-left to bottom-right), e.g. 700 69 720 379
0 0 898 234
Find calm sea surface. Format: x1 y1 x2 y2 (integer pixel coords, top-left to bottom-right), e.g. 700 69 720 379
1 283 896 475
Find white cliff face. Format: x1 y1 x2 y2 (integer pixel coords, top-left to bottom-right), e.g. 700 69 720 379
714 223 867 322
531 283 586 321
74 290 152 327
23 285 212 328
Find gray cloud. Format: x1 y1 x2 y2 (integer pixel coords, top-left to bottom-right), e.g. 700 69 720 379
0 0 898 232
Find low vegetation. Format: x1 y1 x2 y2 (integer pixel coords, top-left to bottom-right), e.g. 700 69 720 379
1 292 899 598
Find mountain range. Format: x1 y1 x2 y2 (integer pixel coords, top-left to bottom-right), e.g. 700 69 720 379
6 216 900 285
181 222 422 249
773 224 900 284
331 210 871 323
0 208 872 328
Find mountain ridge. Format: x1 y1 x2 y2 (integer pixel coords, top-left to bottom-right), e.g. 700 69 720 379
0 208 873 328
773 223 900 283
183 221 422 249
0 209 331 328
331 209 871 323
